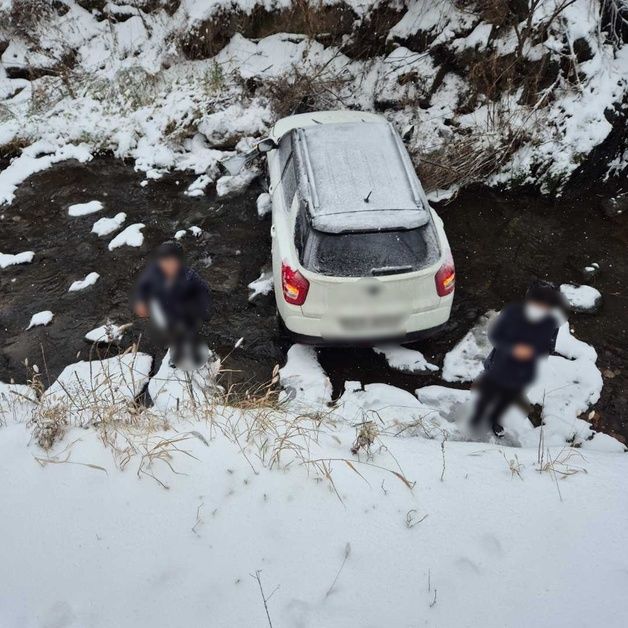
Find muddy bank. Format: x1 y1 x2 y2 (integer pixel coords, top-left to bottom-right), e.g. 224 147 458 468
0 158 626 441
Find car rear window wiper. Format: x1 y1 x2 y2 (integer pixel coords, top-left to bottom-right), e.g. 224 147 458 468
371 265 413 276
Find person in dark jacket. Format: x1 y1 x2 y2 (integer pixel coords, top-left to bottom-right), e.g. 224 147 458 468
134 241 211 368
470 281 565 437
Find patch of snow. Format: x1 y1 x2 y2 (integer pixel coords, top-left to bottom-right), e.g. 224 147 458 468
26 310 53 329
42 353 152 424
415 385 472 422
69 272 100 292
0 381 37 424
582 432 626 453
338 381 456 439
108 223 145 250
185 174 212 196
560 283 602 313
198 101 272 147
555 322 597 362
215 169 257 197
68 200 103 217
526 353 603 447
84 321 127 344
148 350 221 413
256 192 271 217
247 270 274 301
373 345 438 372
91 212 126 236
279 344 332 406
426 186 460 203
442 311 496 382
0 251 34 268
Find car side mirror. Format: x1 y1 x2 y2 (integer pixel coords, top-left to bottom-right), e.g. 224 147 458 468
256 138 277 153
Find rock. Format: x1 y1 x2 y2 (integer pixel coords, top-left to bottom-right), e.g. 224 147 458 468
582 262 600 279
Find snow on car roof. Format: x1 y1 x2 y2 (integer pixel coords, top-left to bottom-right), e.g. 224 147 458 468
293 121 428 234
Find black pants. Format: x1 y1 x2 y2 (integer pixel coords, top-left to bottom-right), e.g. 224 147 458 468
167 320 203 367
470 376 521 429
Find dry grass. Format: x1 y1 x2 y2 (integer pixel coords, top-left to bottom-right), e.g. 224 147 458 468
19 342 416 499
259 55 353 118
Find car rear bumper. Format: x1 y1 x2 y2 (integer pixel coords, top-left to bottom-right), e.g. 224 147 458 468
282 322 449 347
279 299 453 346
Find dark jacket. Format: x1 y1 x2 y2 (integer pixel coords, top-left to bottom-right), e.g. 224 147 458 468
483 303 559 390
135 263 211 326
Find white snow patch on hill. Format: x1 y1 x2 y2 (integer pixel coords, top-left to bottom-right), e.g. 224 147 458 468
442 311 496 382
560 283 602 312
374 344 438 372
148 350 221 413
279 344 332 406
108 223 145 250
248 269 274 301
0 381 37 424
84 321 128 344
26 310 53 329
41 353 152 425
68 200 103 217
0 250 34 268
69 271 100 292
91 212 126 236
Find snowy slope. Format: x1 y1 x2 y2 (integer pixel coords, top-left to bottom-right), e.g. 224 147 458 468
0 417 626 628
0 0 625 197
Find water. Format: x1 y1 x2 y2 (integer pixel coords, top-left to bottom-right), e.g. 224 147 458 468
0 158 625 442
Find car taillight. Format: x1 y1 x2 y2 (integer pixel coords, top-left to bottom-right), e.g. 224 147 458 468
435 258 455 296
281 262 309 305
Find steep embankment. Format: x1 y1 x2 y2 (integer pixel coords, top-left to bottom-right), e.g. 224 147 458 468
0 0 626 199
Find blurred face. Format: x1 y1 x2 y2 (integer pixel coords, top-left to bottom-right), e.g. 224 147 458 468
158 256 182 279
524 300 551 322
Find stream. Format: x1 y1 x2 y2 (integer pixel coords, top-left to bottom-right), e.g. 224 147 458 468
0 157 625 442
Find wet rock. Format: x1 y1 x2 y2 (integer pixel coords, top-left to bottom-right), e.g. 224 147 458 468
582 262 600 279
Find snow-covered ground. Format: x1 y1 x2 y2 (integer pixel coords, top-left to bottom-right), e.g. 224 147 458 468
1 384 627 627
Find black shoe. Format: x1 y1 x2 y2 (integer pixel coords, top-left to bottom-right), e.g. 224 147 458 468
492 423 505 438
168 348 178 369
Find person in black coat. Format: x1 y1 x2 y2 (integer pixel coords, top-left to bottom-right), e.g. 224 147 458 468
470 281 565 437
133 241 211 368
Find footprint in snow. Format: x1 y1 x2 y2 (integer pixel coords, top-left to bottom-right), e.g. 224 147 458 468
480 533 504 556
455 556 481 575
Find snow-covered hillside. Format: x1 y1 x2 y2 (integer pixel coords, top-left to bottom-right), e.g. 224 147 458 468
1 0 627 200
1 365 627 627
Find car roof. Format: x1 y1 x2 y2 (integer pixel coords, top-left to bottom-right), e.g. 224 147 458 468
292 121 429 234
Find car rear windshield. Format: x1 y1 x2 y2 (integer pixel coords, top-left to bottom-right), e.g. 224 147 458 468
302 223 440 277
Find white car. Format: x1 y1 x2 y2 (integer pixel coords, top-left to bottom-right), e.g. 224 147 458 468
261 110 455 345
